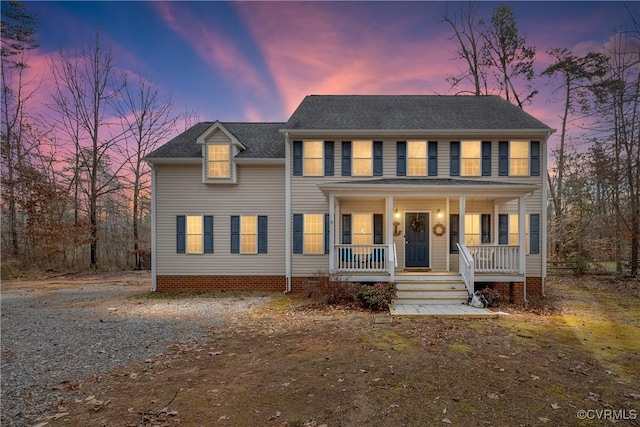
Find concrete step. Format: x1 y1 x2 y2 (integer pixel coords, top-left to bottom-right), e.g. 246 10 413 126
396 290 468 299
394 297 468 305
395 282 466 291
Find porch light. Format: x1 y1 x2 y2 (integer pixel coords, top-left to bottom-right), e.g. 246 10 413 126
437 209 443 219
393 209 402 236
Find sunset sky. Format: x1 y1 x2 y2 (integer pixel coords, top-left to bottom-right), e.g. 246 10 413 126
23 1 639 150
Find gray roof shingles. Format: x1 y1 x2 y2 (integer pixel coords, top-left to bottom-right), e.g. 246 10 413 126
147 95 552 160
146 121 286 159
286 95 552 130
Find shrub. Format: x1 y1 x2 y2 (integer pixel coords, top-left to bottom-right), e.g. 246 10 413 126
305 273 360 305
358 282 396 311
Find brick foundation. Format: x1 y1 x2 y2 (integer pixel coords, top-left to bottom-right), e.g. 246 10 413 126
156 275 287 293
476 276 543 304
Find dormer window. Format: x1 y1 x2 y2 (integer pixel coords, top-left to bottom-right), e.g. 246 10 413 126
207 144 230 178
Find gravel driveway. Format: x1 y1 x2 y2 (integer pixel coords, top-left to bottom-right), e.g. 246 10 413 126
0 272 270 426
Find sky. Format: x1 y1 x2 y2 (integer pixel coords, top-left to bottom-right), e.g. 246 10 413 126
18 1 640 150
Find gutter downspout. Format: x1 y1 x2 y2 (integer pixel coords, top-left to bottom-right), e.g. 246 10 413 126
150 164 157 292
284 132 292 292
541 132 551 296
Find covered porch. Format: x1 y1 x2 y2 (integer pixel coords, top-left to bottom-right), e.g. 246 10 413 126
320 178 538 296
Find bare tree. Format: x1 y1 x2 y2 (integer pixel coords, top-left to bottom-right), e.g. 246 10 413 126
1 0 39 256
590 9 640 276
116 75 176 269
50 33 127 268
482 5 537 107
441 1 488 96
541 49 608 257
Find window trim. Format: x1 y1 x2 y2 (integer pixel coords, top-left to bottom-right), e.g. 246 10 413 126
206 143 231 179
303 213 325 255
240 215 258 254
352 140 373 176
509 140 530 176
460 140 482 177
407 140 428 177
303 140 324 177
352 213 374 245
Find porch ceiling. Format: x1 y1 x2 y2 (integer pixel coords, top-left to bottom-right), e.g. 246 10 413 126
319 178 539 198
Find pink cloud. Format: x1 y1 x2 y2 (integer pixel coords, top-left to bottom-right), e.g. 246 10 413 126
153 2 267 98
236 2 457 116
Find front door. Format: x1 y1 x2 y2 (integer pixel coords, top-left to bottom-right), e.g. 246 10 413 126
405 213 430 268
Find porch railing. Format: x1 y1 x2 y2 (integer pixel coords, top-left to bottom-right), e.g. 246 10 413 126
457 243 475 296
466 245 519 273
335 244 387 272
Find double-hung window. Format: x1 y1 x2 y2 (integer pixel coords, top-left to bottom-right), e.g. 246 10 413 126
510 141 529 176
187 216 204 253
464 214 481 245
461 141 481 176
407 141 427 176
508 214 530 252
177 215 213 254
207 145 230 178
303 141 323 176
240 216 257 254
304 214 324 254
352 141 372 176
352 214 373 245
499 140 540 176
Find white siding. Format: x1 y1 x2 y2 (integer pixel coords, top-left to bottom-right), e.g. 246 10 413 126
155 163 285 275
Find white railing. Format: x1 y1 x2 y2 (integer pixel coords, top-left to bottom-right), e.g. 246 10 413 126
457 243 475 296
335 244 387 272
466 245 519 273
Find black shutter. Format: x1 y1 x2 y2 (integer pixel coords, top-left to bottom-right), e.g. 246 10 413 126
498 214 509 245
324 141 334 176
342 141 351 176
324 214 330 254
293 214 303 254
176 215 186 253
258 216 268 253
373 214 383 244
428 141 438 176
341 214 352 244
450 141 460 176
293 141 303 176
450 214 459 253
530 141 540 176
499 141 509 176
482 141 492 176
530 214 540 254
373 141 383 176
230 216 240 253
481 214 491 243
396 141 406 176
204 215 214 253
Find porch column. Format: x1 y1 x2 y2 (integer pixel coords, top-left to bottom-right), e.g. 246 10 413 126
329 194 336 272
386 195 395 281
493 202 500 244
459 196 466 248
518 195 526 274
446 197 450 271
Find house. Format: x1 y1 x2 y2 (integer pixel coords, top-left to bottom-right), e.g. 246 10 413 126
145 95 554 304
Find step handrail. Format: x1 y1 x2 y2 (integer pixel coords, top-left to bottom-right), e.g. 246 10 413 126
457 243 475 297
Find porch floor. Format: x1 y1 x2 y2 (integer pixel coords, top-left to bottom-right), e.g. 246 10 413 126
390 303 499 317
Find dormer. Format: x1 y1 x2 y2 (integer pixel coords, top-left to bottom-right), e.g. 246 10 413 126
196 121 247 184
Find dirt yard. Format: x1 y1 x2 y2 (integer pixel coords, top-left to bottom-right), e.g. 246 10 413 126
3 273 639 426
